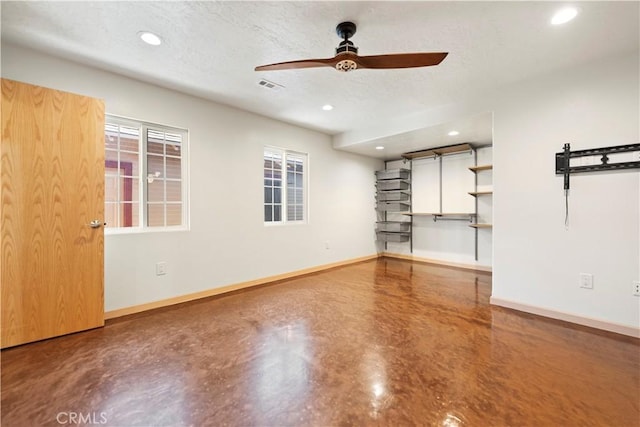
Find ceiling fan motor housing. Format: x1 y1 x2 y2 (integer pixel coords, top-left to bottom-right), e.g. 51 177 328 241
335 42 359 71
336 40 358 55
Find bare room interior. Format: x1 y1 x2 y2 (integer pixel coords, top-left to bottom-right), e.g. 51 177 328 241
1 1 639 426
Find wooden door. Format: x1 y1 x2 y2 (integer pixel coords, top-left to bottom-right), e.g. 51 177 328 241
1 79 105 348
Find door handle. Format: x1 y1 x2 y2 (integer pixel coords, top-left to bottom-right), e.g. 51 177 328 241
89 220 104 228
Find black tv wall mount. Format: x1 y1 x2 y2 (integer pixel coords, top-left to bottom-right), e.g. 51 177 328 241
555 143 640 190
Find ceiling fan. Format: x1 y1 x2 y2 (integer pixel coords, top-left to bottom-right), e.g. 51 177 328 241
255 21 448 73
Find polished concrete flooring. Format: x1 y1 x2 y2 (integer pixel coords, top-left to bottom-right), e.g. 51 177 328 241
2 258 639 426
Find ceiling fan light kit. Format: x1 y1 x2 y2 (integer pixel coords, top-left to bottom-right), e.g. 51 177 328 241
255 21 448 73
335 59 358 72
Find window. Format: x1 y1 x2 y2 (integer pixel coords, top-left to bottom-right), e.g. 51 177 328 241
264 148 307 224
105 116 188 230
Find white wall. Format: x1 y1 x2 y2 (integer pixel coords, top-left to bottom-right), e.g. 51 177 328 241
339 51 640 332
491 52 639 331
2 43 382 312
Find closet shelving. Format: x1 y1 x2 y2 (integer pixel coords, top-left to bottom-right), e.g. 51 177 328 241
469 224 492 229
468 165 493 172
468 163 493 230
405 212 476 223
402 143 473 160
403 143 478 225
375 142 492 261
375 168 412 244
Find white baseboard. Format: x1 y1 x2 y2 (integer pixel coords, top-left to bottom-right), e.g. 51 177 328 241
490 297 640 338
105 254 379 320
382 252 492 273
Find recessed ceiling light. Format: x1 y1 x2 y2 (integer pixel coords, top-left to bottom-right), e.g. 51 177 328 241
375 146 385 150
551 7 578 25
448 130 459 136
322 104 334 111
138 31 162 46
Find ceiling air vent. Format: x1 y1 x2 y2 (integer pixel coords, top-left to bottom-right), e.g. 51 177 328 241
257 79 284 91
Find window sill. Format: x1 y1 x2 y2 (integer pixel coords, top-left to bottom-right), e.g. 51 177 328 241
264 221 308 227
105 225 190 236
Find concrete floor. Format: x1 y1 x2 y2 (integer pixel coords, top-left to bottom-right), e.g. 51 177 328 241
2 258 638 426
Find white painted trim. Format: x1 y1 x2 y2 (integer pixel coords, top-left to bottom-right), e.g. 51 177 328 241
490 297 640 338
382 252 492 273
263 146 309 225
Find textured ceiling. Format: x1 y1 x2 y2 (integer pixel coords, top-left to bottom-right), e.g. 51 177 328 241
2 1 639 152
347 111 494 161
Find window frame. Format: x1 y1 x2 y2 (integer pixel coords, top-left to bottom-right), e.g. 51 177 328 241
105 115 189 235
263 146 308 226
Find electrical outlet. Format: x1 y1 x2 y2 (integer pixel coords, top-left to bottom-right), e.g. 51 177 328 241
156 262 167 276
579 273 593 289
633 281 640 296
325 241 330 250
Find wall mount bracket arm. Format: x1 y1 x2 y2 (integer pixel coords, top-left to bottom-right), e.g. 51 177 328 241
555 143 640 189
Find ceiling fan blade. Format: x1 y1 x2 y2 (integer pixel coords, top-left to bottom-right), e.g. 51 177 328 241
255 57 337 71
355 52 449 70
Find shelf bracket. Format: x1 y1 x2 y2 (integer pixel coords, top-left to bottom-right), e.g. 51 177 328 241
432 214 476 223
